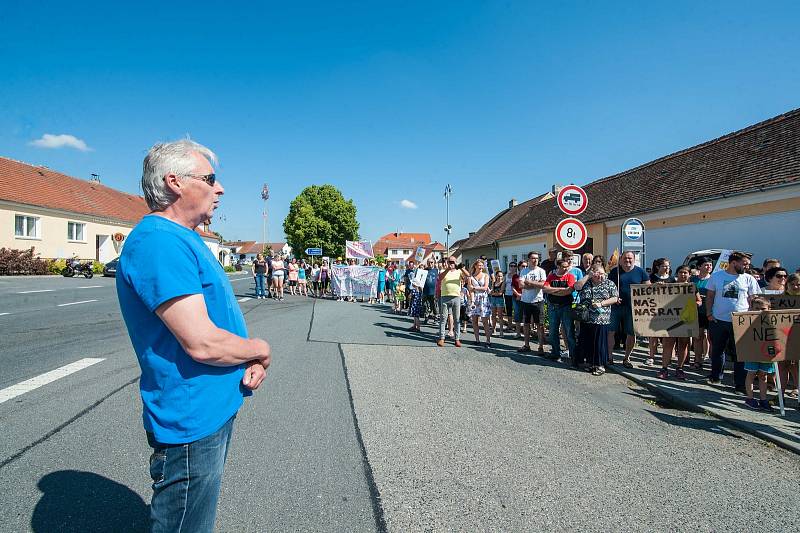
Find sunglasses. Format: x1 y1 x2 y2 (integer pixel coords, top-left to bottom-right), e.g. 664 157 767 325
186 173 216 186
775 273 788 278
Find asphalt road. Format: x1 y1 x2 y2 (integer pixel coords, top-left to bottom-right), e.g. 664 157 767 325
1 275 799 532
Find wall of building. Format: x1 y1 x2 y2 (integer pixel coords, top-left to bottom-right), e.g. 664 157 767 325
2 203 134 262
603 186 800 270
497 234 548 271
460 245 496 267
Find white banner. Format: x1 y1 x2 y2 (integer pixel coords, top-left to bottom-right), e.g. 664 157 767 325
331 265 380 298
346 241 375 260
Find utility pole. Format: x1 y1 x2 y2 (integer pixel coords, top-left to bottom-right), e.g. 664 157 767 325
444 184 453 257
261 184 269 253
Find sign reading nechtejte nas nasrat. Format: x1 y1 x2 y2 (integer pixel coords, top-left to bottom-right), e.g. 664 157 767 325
630 283 699 337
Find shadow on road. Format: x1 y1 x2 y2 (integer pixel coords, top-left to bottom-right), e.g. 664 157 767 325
32 470 148 532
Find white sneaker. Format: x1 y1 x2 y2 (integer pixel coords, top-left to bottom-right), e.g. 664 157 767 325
645 358 655 366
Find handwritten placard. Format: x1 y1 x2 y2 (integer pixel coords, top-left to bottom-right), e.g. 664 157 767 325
732 310 800 362
631 283 699 337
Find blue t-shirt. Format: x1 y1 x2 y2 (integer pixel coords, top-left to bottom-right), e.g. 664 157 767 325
423 268 438 295
378 268 386 283
117 215 249 444
297 267 306 279
608 265 649 307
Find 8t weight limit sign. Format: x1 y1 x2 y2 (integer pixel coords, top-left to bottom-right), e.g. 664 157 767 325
555 218 588 250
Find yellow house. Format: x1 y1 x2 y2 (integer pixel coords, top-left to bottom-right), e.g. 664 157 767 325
1 156 221 263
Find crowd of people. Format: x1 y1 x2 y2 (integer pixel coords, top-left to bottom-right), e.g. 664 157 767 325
395 249 800 411
246 247 799 411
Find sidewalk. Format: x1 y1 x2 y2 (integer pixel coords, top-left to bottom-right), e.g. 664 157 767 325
607 346 800 454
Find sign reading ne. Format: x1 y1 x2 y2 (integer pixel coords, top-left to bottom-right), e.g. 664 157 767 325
630 283 699 337
732 310 800 362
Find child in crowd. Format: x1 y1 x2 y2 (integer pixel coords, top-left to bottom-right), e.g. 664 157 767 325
394 282 406 313
744 296 774 411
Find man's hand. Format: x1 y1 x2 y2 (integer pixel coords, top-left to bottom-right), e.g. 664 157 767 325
242 359 268 390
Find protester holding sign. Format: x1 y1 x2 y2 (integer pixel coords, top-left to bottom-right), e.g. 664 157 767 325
654 266 699 380
574 264 619 375
742 297 776 410
608 251 650 368
761 266 788 295
647 258 677 367
407 263 425 332
705 251 760 390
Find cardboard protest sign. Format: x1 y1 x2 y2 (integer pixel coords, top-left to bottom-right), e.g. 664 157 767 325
766 294 800 310
490 259 501 274
412 268 428 289
630 283 699 337
732 310 800 362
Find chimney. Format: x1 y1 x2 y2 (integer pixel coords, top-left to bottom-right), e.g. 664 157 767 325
469 232 476 237
508 198 517 208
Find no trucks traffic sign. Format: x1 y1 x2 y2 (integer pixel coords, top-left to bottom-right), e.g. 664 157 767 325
557 185 588 216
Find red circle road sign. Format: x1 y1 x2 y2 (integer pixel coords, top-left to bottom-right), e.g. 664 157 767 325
557 185 588 216
555 218 588 251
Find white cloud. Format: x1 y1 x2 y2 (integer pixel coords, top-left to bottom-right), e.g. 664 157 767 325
29 133 92 152
399 199 417 209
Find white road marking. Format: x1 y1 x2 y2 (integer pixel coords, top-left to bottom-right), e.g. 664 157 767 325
230 277 251 282
57 299 98 307
0 312 9 316
0 358 105 404
238 297 251 302
77 285 103 289
17 289 55 294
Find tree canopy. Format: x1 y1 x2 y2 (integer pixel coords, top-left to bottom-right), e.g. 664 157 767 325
283 185 359 259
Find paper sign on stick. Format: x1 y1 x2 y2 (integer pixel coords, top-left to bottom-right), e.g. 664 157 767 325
766 295 800 310
732 310 800 362
630 283 699 337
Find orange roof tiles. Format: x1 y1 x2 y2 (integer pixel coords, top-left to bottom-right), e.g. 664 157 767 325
0 156 149 224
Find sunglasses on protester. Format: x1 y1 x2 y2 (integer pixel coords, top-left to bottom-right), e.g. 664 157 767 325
186 173 216 186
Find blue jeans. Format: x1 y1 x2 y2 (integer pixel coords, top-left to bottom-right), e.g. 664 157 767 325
548 303 576 359
147 416 235 533
254 274 266 297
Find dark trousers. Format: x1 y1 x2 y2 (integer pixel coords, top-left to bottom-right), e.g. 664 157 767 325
422 294 438 319
709 319 746 388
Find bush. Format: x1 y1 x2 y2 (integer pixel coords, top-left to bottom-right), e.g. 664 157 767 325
0 247 52 275
224 265 236 273
50 258 67 275
92 260 104 274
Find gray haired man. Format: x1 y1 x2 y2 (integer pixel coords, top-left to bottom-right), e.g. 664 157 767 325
117 140 271 532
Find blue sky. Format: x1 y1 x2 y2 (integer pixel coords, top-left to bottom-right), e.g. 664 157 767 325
2 1 799 246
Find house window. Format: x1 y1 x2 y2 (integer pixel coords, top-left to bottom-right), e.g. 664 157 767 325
391 249 397 256
67 221 86 242
14 214 40 238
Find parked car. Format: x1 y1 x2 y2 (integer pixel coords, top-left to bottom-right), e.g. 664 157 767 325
683 249 753 271
103 257 120 277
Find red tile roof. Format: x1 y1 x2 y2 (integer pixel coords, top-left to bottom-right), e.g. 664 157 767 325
503 107 800 240
225 241 287 254
374 232 434 255
0 156 149 224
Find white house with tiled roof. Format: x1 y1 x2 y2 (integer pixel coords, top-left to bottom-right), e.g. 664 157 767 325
0 156 223 264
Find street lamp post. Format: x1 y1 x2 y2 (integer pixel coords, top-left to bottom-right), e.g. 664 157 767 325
261 184 269 253
444 184 452 257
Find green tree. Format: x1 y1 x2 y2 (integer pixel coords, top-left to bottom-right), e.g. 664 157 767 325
283 185 359 259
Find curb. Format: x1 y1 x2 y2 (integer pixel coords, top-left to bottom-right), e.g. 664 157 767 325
607 364 800 456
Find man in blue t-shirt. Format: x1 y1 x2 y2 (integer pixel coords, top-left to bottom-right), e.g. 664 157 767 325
607 251 650 368
117 140 271 533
